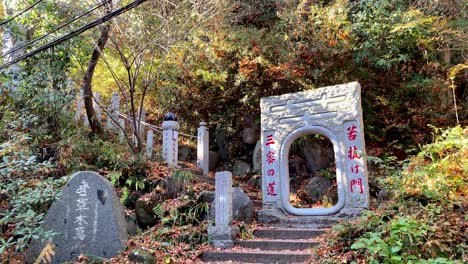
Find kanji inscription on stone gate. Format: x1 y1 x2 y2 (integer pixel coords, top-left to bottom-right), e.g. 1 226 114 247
260 81 370 216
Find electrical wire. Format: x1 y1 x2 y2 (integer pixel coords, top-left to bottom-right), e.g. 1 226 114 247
1 0 112 59
0 0 149 70
0 0 44 27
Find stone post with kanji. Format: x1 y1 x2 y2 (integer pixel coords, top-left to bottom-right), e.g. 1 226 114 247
207 171 239 249
162 112 179 167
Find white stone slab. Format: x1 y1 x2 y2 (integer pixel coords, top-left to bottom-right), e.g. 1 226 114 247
162 121 179 167
197 122 209 175
214 171 233 228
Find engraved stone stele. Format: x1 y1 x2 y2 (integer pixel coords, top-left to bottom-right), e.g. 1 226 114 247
208 171 239 249
258 82 370 225
162 118 180 167
25 171 128 264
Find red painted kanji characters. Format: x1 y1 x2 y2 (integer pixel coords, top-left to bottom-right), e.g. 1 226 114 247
347 125 357 141
267 181 278 196
351 164 359 174
266 135 275 146
350 178 363 193
347 146 360 160
267 169 275 176
266 151 276 164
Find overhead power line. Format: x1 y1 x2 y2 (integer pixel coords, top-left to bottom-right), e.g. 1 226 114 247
0 0 148 70
0 0 44 27
1 0 111 59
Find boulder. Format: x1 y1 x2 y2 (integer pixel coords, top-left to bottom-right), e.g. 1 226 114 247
178 145 195 161
252 140 262 172
304 176 332 204
302 141 334 173
233 160 251 176
209 151 220 171
25 171 127 264
129 248 156 264
135 199 158 229
232 187 254 224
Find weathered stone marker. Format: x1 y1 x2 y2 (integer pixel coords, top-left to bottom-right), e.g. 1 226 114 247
106 92 120 131
197 121 209 175
162 112 179 167
25 171 128 264
259 82 370 222
208 171 238 249
146 129 154 158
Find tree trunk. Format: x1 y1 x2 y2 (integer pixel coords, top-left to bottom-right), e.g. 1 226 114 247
82 23 110 135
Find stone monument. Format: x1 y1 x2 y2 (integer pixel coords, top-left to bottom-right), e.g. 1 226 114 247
197 121 209 175
25 171 128 264
208 171 239 248
162 112 179 167
258 82 370 225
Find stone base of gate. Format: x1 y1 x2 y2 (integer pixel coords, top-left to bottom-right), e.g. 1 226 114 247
257 208 365 229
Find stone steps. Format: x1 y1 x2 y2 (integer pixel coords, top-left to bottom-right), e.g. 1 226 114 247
235 239 318 251
200 227 324 263
201 250 313 264
253 228 325 240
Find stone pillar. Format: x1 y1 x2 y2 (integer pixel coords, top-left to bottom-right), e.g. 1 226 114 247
75 90 84 121
138 108 146 141
133 108 146 147
208 171 238 249
93 92 101 121
162 113 179 167
146 129 154 159
197 121 209 175
118 119 125 143
106 92 120 131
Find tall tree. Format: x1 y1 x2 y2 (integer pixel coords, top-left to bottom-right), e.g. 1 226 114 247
82 0 113 136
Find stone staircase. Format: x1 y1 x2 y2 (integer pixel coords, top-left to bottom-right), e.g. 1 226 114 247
201 227 326 263
191 168 331 263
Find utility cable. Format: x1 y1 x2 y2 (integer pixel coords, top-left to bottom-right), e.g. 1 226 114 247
0 0 44 26
1 0 111 58
0 0 148 70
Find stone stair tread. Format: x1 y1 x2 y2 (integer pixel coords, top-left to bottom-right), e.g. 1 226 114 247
201 249 313 264
235 239 318 251
252 228 326 240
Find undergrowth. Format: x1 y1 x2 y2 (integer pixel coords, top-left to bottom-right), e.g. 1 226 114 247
312 126 467 263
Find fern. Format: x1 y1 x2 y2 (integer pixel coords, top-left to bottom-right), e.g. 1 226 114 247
152 204 164 219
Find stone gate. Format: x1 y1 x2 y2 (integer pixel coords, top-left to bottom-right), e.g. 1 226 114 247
259 82 370 222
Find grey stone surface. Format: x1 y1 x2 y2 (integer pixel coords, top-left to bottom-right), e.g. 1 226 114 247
208 225 239 249
252 140 262 172
198 191 215 203
135 199 158 229
126 215 138 236
247 175 262 189
304 176 332 203
25 171 127 264
288 157 308 180
128 248 156 264
178 145 195 161
232 160 251 176
232 187 254 224
209 150 220 171
302 141 334 173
